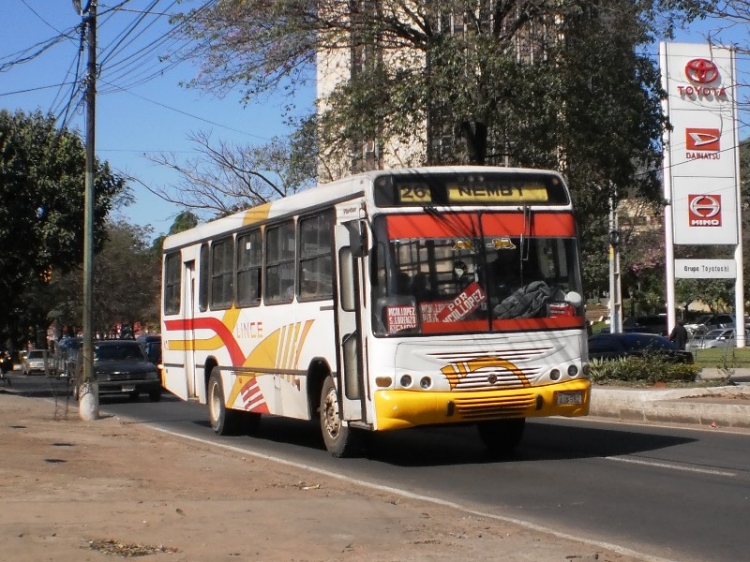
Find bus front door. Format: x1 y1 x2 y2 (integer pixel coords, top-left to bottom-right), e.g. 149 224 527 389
334 223 367 423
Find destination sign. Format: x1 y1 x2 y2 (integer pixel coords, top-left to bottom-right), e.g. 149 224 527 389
375 171 569 207
447 183 549 203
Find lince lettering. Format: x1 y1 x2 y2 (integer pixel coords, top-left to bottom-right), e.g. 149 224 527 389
235 321 264 339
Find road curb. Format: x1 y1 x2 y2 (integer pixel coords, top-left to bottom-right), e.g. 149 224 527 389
590 386 750 429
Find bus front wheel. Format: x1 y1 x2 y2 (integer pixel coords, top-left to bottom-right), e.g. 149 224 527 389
208 368 241 436
476 418 526 455
319 376 360 458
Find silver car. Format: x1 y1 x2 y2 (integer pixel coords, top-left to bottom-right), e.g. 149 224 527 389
686 328 736 351
23 349 50 375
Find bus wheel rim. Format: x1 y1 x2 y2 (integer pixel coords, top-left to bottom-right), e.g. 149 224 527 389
323 387 341 438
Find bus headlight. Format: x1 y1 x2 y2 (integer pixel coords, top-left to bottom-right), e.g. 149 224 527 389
549 368 561 381
419 377 432 389
567 365 579 377
399 374 413 388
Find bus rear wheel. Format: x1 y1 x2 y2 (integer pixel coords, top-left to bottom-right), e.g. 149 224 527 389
476 418 526 456
208 368 241 436
319 376 360 458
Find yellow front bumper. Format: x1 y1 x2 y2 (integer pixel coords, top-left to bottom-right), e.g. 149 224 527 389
373 378 590 431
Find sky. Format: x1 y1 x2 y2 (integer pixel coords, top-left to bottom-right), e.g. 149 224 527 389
1 1 748 243
1 0 314 240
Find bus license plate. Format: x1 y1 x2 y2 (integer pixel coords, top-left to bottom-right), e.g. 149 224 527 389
556 391 582 406
121 385 136 392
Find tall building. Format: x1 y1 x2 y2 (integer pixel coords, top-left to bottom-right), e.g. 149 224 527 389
315 0 561 182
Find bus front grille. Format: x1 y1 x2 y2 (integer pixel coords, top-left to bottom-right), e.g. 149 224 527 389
451 393 535 420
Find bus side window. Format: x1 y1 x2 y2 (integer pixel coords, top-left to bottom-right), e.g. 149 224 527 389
198 244 209 312
210 236 234 309
299 211 334 300
163 251 181 315
266 221 295 304
237 229 262 307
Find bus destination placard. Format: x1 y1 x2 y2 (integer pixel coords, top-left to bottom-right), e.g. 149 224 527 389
447 183 549 203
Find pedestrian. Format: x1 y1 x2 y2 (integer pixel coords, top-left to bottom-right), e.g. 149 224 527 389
669 321 689 350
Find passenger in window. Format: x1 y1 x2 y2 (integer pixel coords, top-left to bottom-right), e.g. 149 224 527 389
453 261 474 292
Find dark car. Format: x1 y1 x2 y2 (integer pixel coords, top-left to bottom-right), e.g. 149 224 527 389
623 315 668 336
588 332 694 364
72 339 162 401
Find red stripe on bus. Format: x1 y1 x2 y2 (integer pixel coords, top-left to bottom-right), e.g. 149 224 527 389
386 213 576 238
420 316 584 334
164 317 246 366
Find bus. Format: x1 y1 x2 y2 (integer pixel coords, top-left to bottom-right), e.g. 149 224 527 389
160 166 590 457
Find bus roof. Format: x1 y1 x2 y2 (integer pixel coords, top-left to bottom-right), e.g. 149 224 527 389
162 165 567 251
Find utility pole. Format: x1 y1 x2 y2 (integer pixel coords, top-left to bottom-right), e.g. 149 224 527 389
74 0 99 421
608 192 623 334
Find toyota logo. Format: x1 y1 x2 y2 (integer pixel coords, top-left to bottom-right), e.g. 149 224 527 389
685 59 719 84
689 195 721 218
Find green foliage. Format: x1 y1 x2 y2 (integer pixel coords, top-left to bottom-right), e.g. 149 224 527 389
50 221 160 336
590 355 700 385
0 109 126 346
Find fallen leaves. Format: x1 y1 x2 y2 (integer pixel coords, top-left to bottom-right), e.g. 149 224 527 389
87 539 179 557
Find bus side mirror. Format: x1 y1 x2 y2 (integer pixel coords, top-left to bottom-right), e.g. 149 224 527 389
345 220 366 258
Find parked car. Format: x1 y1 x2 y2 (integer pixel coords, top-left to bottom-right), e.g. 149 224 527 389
686 328 736 352
600 315 668 336
685 314 744 338
624 315 668 336
588 332 694 363
23 349 50 375
72 340 162 401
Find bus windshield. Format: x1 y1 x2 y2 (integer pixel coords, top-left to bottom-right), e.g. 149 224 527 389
371 212 583 336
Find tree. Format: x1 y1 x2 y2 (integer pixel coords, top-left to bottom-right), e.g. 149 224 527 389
171 0 711 294
50 221 161 338
0 109 126 349
143 114 317 219
150 210 200 260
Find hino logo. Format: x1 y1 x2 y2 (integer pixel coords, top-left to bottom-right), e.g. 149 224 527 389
688 194 722 227
685 58 720 84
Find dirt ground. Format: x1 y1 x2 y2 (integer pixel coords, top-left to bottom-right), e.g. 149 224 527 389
0 391 649 562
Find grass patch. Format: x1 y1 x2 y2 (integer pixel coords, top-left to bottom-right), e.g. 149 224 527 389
691 347 750 370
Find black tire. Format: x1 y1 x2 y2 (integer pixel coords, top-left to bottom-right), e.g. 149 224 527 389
476 418 526 456
319 376 361 458
239 411 262 435
148 387 162 402
207 367 242 435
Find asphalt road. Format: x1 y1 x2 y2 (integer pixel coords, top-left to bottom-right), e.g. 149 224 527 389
6 374 750 562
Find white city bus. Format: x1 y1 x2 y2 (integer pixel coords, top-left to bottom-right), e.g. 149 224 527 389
161 166 590 457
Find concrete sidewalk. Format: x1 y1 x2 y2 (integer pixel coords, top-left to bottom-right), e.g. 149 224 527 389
590 367 750 430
